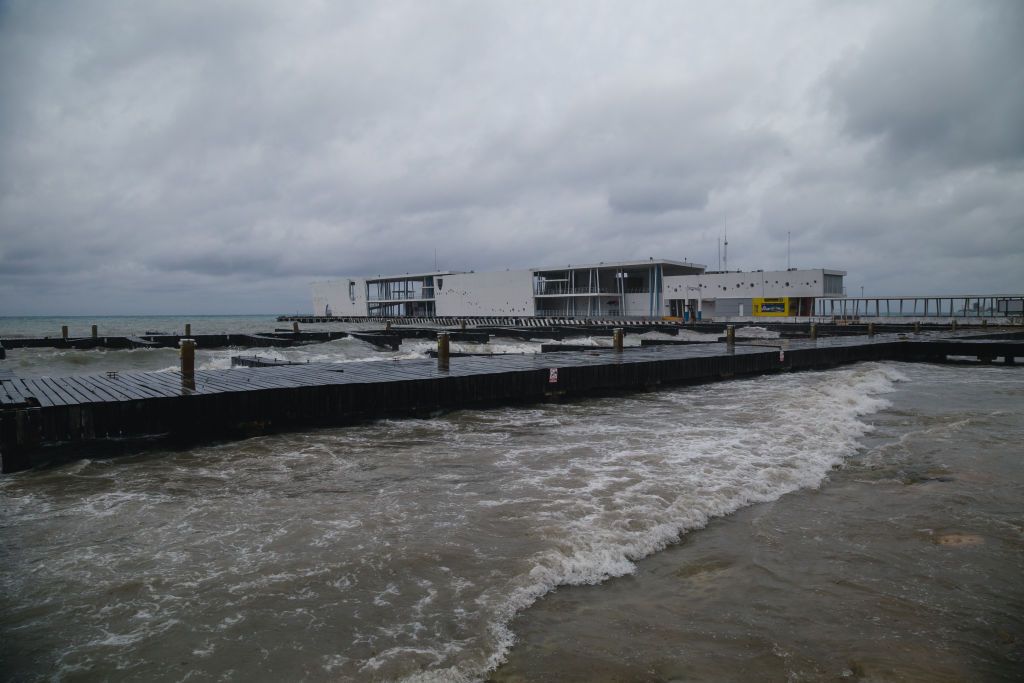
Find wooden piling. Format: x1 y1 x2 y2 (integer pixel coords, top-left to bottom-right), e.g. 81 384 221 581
61 325 68 340
437 333 450 370
725 325 735 347
185 323 191 337
809 323 817 339
180 339 196 389
868 322 875 337
914 321 920 334
951 319 957 331
613 328 624 352
91 325 98 339
292 321 299 334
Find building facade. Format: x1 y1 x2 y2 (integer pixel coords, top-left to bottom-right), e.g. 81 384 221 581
311 260 846 319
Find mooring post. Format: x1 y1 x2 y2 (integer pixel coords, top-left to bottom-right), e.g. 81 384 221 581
809 322 817 339
913 321 920 334
91 324 98 339
61 325 68 340
868 322 875 337
613 328 624 352
982 319 988 328
292 321 299 334
180 339 196 388
185 323 191 337
951 319 957 332
725 325 735 348
437 332 450 370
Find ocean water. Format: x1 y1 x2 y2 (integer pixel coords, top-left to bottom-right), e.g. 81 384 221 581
0 317 1020 681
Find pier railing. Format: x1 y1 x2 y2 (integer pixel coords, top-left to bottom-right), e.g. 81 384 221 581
818 295 1024 319
534 285 650 296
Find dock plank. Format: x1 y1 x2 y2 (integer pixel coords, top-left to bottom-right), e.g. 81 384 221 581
35 377 75 406
68 375 124 403
51 377 103 404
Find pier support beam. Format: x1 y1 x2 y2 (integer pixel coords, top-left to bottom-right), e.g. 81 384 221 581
437 333 450 370
613 328 624 352
180 339 196 389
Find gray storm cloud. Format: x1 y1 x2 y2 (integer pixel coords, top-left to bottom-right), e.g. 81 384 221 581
0 0 1020 314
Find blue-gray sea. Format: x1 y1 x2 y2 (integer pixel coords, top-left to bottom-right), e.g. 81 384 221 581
1 315 1021 681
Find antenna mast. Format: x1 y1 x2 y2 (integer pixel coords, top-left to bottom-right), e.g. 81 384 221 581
717 237 721 271
787 231 791 270
723 219 728 272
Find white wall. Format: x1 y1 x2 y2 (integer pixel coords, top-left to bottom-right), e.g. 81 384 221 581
435 270 535 316
311 278 367 316
663 269 837 300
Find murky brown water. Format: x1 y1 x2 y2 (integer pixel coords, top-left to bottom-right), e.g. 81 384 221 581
494 364 1024 682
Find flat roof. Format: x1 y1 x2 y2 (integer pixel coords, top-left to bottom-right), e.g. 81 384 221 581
364 271 462 282
531 259 706 272
689 268 847 277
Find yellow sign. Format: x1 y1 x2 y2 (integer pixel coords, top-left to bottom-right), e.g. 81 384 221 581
753 297 791 317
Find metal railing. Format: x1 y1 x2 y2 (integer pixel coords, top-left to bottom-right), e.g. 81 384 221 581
367 288 434 302
817 295 1024 318
534 285 649 296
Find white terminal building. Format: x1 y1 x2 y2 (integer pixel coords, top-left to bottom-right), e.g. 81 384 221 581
312 259 847 320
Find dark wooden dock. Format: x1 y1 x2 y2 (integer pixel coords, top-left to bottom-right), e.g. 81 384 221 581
1 332 1021 473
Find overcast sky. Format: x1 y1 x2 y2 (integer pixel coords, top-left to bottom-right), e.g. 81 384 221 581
1 0 1021 314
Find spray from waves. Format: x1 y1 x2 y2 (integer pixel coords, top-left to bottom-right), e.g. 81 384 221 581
402 362 905 682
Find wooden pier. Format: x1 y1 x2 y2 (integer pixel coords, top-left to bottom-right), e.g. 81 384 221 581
1 332 1021 473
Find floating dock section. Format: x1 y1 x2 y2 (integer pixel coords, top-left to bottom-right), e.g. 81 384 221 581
1 332 1021 473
